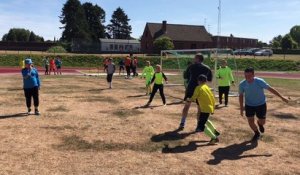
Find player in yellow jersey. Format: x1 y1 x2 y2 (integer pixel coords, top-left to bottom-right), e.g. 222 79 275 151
186 74 220 144
145 65 168 107
141 61 155 95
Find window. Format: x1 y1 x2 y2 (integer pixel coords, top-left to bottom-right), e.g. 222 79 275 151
110 44 113 50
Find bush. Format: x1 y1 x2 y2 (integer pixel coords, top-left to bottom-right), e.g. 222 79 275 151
47 46 67 53
273 49 300 54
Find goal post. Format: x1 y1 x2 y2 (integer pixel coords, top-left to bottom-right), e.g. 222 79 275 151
160 48 239 97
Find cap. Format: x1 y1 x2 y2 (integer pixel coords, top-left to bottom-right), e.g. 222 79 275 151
25 58 33 65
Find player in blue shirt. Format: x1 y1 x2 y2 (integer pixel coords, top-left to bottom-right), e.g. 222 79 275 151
239 67 288 141
22 58 41 115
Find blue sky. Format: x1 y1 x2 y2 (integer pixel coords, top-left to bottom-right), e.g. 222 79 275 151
0 0 299 43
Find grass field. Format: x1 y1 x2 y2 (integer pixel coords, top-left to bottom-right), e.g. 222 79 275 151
0 74 299 174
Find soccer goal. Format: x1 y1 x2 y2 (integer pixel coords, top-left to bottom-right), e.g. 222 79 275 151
160 48 239 97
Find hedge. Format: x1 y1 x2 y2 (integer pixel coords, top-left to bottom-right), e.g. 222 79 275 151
0 54 299 71
273 49 300 55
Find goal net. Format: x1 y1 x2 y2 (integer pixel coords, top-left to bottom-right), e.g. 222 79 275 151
160 48 239 97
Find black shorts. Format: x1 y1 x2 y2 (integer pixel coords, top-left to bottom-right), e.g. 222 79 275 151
185 85 197 99
119 66 124 70
245 103 267 119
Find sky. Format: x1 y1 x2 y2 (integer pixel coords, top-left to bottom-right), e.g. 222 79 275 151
0 0 299 43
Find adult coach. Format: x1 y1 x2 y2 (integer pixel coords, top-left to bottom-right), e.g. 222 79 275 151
22 58 41 115
239 67 288 141
179 53 213 129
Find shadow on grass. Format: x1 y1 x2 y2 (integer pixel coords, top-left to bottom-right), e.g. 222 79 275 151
162 140 210 154
207 140 272 165
88 88 108 93
167 100 184 106
273 112 298 120
151 128 195 142
127 94 147 98
133 104 165 109
113 109 144 118
215 105 226 109
0 113 28 119
53 135 164 153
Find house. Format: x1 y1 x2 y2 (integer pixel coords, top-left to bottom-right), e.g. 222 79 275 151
212 35 258 49
141 21 258 54
99 38 140 53
141 21 213 53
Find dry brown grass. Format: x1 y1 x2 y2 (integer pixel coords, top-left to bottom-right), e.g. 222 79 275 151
0 74 299 175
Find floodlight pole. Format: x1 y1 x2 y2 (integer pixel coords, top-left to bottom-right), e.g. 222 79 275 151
214 0 222 96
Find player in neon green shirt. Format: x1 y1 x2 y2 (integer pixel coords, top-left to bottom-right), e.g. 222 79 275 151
141 61 155 95
216 59 234 106
186 74 220 144
145 65 168 107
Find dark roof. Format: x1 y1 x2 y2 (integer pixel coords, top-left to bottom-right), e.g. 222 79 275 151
146 22 212 42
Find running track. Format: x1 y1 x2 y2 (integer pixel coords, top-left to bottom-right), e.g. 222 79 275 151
0 67 299 79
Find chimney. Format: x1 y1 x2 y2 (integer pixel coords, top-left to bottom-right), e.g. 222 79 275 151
162 20 167 33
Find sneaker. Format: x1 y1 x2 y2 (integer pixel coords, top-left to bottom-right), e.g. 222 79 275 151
163 103 167 106
215 130 221 137
144 102 150 107
195 127 204 132
27 108 31 115
208 138 219 145
251 132 260 141
257 122 265 133
178 123 185 130
35 109 40 115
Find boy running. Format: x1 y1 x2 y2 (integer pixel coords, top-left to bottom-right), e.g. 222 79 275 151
239 67 289 141
22 58 41 115
186 74 220 144
105 58 116 89
145 65 168 107
141 61 154 95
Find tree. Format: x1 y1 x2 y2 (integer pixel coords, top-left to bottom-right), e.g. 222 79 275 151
290 25 300 45
257 41 268 48
2 34 8 41
153 37 174 53
60 0 91 42
281 34 295 59
107 7 132 39
281 34 293 50
29 32 36 42
271 40 280 49
82 2 106 41
2 28 43 42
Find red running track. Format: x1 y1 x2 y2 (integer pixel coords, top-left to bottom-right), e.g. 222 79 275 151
0 67 300 79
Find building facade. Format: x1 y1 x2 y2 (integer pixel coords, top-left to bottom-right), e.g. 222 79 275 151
141 21 258 54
